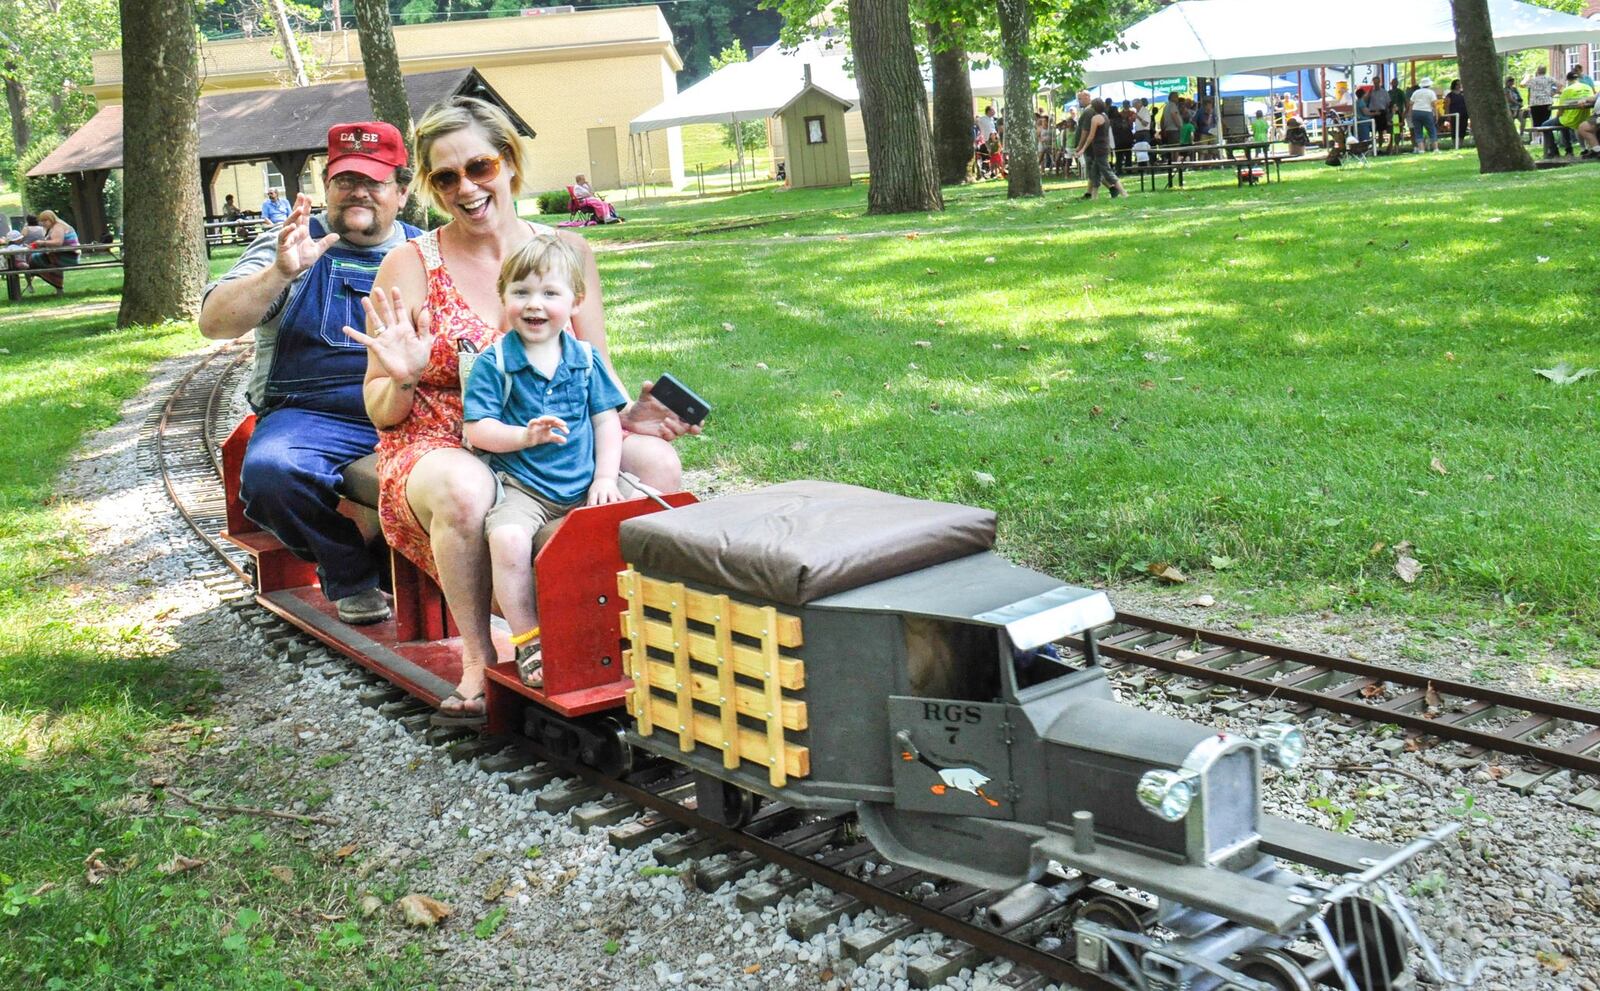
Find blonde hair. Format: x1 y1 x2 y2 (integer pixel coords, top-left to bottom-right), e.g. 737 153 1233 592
37 209 58 226
413 96 526 211
498 234 585 301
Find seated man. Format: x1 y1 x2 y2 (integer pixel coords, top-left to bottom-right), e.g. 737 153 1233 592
200 122 422 623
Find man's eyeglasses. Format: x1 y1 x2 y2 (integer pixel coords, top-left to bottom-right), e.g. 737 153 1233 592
330 174 396 195
426 154 503 194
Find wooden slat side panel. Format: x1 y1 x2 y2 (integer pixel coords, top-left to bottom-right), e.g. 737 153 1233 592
714 593 739 769
634 574 803 648
622 569 651 735
670 581 694 753
639 658 808 731
632 616 805 690
760 605 787 788
643 696 810 779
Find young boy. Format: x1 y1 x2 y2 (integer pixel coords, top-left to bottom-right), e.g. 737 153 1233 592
462 235 629 686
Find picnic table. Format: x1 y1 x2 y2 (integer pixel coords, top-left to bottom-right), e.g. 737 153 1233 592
1126 140 1287 191
205 216 274 254
0 241 122 301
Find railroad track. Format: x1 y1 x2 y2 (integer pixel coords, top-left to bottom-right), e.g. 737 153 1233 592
146 344 1593 989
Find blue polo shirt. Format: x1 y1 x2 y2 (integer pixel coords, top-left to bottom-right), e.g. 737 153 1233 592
462 331 628 502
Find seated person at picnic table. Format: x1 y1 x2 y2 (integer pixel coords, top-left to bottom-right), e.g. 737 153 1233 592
569 174 620 224
1574 92 1600 157
1554 68 1595 157
261 188 291 225
459 235 629 689
29 210 80 295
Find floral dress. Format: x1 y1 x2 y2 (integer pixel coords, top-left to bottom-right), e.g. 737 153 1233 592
375 224 553 578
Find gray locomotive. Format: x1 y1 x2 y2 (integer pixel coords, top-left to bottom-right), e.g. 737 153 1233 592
614 481 1475 991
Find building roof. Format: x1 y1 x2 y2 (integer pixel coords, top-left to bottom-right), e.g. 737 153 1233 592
31 67 532 178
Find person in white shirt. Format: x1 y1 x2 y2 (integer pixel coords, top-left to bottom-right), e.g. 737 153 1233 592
1410 78 1440 153
977 106 997 142
1132 137 1152 163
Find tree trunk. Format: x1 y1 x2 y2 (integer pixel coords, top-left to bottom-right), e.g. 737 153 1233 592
926 21 975 186
352 0 427 226
3 60 29 167
846 0 942 214
995 0 1041 197
1451 0 1532 173
267 0 311 87
117 0 206 327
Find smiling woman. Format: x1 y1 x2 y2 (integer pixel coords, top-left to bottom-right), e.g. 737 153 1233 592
350 96 697 717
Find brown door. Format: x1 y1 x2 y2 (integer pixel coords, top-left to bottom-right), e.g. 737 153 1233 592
586 127 622 190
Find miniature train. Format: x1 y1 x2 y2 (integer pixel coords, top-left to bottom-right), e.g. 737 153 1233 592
220 415 1475 991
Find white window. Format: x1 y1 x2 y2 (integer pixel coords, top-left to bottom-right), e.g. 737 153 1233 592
1590 44 1599 80
263 162 283 191
1562 44 1585 72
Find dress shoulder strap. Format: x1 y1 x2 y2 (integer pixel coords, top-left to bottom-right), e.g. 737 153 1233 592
411 228 443 271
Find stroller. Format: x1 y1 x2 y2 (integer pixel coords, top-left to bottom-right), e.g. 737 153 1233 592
1327 118 1373 167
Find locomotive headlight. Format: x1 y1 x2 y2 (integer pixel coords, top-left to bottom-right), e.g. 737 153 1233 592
1253 723 1306 770
1136 769 1199 822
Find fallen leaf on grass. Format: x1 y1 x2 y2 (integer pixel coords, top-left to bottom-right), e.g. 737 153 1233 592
334 842 359 859
396 893 452 928
983 256 996 264
912 340 932 348
83 849 115 886
934 319 947 327
1393 540 1414 555
972 471 996 487
1138 379 1156 390
1368 541 1386 557
30 882 57 897
1186 594 1215 608
269 866 294 884
1536 255 1550 264
1208 555 1235 570
358 895 384 917
1148 563 1188 584
721 322 734 332
1394 556 1422 584
1429 457 1448 476
1089 405 1103 417
924 268 937 275
1534 362 1597 386
157 855 204 875
904 232 920 240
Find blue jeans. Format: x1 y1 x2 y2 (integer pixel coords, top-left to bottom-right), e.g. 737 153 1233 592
1411 111 1436 146
239 407 382 600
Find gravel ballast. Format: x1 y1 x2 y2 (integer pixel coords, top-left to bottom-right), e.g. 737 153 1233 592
49 343 1600 990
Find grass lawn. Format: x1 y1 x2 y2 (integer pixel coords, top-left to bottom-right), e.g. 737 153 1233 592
589 151 1600 666
0 248 429 989
677 122 774 181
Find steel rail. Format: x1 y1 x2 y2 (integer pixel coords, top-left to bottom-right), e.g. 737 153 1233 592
1063 612 1600 778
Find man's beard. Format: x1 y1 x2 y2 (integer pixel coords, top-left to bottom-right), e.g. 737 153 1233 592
327 203 384 240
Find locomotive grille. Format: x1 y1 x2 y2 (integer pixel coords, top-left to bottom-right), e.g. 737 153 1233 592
1203 748 1258 857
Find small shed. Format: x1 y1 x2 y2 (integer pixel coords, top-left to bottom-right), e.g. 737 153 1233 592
774 68 852 190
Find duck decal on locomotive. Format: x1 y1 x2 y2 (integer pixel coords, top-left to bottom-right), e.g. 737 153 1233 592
219 428 1478 991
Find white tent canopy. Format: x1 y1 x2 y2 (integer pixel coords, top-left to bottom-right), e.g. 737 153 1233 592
630 38 1010 134
1083 0 1600 86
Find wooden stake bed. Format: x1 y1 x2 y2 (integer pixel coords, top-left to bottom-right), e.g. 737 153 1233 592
619 568 809 787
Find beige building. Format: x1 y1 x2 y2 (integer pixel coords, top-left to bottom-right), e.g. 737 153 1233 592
87 7 685 206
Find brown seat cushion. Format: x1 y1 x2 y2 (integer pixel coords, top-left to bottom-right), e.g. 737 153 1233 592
339 454 381 509
618 480 996 606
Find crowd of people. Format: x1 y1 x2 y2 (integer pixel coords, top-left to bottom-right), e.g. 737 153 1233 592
201 104 695 718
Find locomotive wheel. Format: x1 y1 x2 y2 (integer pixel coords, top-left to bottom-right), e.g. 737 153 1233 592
694 774 760 828
1073 896 1147 987
1074 895 1146 935
580 719 634 778
1234 949 1313 991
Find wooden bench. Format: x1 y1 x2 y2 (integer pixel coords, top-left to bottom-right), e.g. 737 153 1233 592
205 216 272 254
0 242 122 300
1129 154 1286 191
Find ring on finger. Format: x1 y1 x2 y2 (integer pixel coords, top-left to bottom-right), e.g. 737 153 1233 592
371 324 387 337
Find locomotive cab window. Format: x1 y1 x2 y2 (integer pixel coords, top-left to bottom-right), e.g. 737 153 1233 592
903 617 1001 702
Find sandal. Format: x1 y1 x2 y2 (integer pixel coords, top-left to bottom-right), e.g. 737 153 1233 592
513 629 543 689
430 690 486 727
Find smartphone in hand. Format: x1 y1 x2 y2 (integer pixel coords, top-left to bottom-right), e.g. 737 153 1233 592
650 373 712 427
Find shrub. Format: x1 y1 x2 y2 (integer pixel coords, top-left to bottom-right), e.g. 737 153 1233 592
17 136 74 222
536 189 570 215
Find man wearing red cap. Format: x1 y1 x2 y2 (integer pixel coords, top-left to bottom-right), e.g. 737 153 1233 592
200 121 422 624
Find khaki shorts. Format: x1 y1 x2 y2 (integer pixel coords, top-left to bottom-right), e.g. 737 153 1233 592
484 473 583 535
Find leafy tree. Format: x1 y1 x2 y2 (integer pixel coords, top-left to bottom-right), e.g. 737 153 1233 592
118 0 207 325
847 0 941 213
710 39 768 163
353 0 427 224
0 0 118 168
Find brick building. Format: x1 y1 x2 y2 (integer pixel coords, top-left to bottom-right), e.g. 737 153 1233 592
1548 1 1600 79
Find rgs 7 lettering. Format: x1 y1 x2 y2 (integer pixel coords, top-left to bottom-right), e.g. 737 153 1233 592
921 702 984 724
